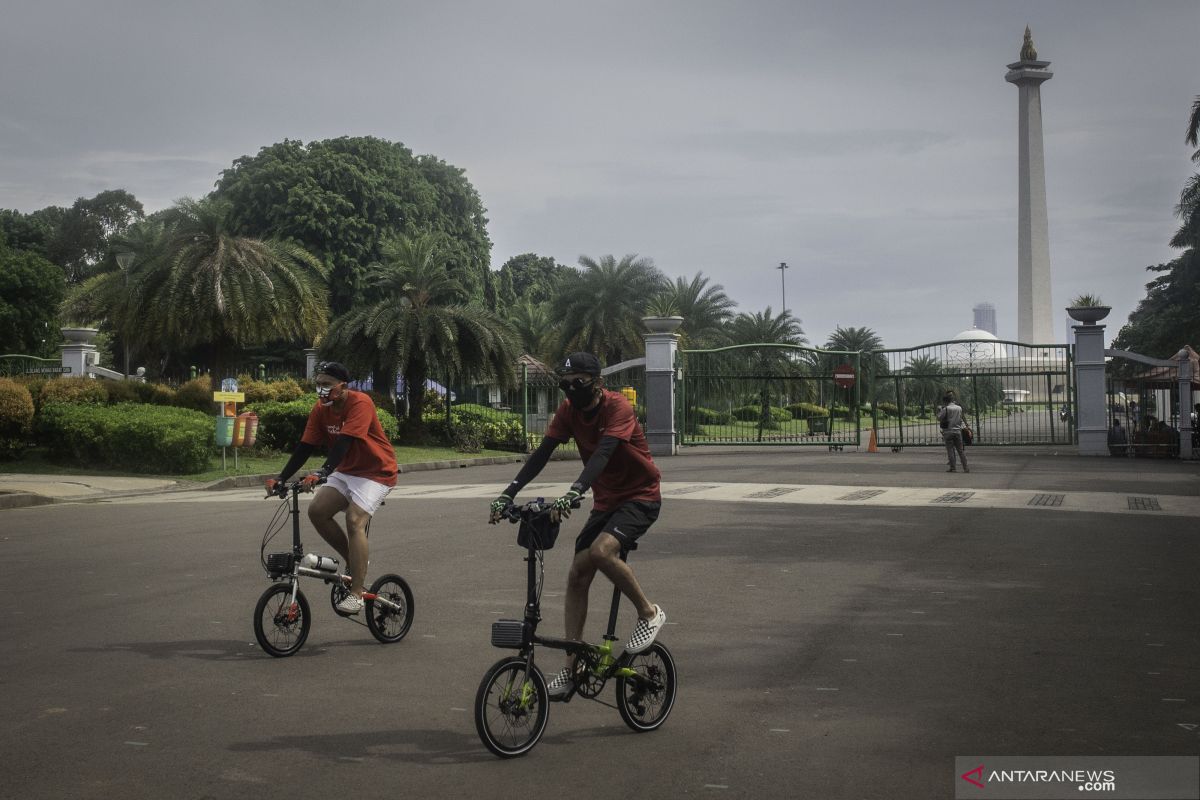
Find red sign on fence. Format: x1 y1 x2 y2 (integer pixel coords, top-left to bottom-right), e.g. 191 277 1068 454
833 364 856 388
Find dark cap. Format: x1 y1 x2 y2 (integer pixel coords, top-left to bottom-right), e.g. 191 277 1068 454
314 361 351 382
555 352 601 377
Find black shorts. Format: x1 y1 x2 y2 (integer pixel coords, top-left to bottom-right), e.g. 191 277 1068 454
575 500 661 553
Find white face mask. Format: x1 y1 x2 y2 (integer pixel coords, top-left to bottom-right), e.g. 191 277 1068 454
316 384 342 405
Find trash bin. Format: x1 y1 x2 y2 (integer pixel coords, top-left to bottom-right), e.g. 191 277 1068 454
215 415 235 447
238 411 259 447
807 417 829 434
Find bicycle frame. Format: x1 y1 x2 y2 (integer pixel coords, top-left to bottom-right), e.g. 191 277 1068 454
264 482 398 614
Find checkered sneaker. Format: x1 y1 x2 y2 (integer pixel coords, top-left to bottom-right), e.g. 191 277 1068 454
335 593 364 615
546 667 573 698
624 605 666 654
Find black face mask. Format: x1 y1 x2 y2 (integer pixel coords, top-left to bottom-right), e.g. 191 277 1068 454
559 377 597 408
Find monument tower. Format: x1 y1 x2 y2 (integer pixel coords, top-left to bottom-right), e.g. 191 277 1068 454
1005 27 1054 343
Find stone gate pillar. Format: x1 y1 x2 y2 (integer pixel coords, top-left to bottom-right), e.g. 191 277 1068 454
642 316 682 457
1072 322 1107 455
1175 347 1194 460
59 327 99 379
304 348 318 379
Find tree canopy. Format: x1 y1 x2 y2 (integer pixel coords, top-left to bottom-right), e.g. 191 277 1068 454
0 237 65 356
213 136 491 315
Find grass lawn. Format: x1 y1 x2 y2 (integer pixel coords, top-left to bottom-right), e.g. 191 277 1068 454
0 445 521 483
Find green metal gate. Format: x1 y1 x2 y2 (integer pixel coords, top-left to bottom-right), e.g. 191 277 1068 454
869 339 1073 447
677 344 861 448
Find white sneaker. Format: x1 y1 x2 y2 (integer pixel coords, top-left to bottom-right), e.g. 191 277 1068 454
624 605 666 654
546 667 573 698
335 593 364 615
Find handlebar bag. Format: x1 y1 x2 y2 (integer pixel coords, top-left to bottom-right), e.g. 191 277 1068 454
517 512 561 550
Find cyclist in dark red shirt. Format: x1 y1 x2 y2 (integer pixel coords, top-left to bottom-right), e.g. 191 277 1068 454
267 362 398 615
489 352 666 697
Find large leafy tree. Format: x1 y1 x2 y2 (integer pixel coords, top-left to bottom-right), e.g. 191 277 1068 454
213 136 491 314
494 253 572 309
322 235 519 429
1112 96 1200 357
647 272 737 348
506 299 558 363
554 254 666 365
0 236 65 356
64 198 328 380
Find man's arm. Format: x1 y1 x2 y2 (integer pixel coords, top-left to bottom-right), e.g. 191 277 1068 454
568 435 620 495
501 436 565 498
277 442 316 481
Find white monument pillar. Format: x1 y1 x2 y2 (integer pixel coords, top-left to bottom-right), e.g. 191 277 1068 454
1006 27 1054 344
642 316 683 457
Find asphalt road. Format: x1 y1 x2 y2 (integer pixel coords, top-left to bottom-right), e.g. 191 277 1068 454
3 451 1198 799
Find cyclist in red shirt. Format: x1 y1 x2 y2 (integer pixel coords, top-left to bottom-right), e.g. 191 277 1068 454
267 362 398 615
489 352 666 697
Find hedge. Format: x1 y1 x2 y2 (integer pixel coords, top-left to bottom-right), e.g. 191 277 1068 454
730 405 794 423
0 378 35 459
692 407 735 426
40 377 107 407
36 402 213 473
785 402 829 418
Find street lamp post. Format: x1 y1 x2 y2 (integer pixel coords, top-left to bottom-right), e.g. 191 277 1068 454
115 251 135 377
777 261 789 315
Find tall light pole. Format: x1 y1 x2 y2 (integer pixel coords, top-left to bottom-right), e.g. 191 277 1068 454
115 251 134 377
777 261 789 315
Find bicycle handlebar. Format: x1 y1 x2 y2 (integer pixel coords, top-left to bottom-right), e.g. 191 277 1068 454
264 475 327 499
500 497 583 523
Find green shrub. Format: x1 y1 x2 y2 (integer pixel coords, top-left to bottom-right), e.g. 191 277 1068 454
0 378 35 459
692 407 734 425
422 409 524 452
133 382 177 405
36 402 213 473
785 402 829 418
875 402 899 418
103 380 141 404
240 375 305 404
731 405 793 423
173 376 214 413
250 396 315 452
16 376 48 412
40 377 107 407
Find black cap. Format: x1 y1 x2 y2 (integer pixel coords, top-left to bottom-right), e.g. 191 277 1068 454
315 361 351 382
555 352 601 377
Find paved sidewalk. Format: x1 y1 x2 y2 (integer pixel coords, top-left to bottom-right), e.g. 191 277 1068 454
0 454 526 510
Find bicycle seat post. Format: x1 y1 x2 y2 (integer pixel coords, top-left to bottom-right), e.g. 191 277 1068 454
602 543 635 642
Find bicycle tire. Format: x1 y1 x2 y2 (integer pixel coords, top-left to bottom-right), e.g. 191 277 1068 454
616 641 677 732
365 573 414 644
253 583 311 658
475 657 549 758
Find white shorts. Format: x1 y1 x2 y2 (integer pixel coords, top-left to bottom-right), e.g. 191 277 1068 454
325 472 392 515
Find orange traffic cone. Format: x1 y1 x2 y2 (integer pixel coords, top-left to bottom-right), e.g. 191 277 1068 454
867 428 878 453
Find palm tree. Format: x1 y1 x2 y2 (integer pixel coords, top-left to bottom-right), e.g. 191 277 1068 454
648 272 737 348
723 307 808 440
1187 94 1199 160
903 354 945 417
506 299 559 363
63 200 328 380
322 234 520 430
554 254 666 365
824 326 889 404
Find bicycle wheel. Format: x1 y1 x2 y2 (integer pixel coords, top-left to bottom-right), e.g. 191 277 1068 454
253 584 311 658
474 657 549 758
365 573 414 644
616 641 677 732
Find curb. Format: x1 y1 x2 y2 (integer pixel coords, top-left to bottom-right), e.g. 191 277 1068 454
0 454 531 510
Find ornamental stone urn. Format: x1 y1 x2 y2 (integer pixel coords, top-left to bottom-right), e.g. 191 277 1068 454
60 326 99 344
641 315 684 334
1065 306 1111 325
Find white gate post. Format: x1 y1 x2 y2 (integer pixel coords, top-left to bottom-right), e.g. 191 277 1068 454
642 316 683 457
1072 322 1107 455
59 327 99 379
1175 347 1194 460
304 348 318 379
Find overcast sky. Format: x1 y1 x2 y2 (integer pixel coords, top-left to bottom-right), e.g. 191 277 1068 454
2 0 1196 348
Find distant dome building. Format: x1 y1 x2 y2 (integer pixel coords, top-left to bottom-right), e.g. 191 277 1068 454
949 327 1008 365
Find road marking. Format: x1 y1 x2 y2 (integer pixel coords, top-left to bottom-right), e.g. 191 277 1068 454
97 481 1200 517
